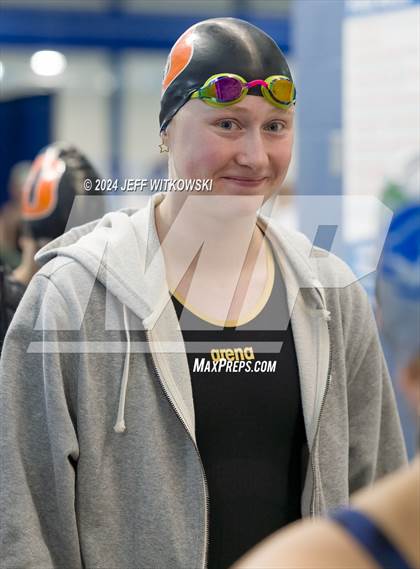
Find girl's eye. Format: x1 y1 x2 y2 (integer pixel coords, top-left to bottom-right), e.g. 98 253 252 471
265 121 285 133
217 119 238 130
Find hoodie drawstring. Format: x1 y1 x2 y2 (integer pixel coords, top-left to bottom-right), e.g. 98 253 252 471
113 304 131 433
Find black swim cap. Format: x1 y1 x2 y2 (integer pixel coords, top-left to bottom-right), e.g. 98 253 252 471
21 142 102 240
159 17 293 132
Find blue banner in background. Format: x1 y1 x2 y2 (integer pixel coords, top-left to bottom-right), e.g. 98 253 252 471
0 94 51 207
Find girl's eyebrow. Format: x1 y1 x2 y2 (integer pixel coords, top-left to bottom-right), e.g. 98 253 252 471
209 105 294 118
208 106 249 116
205 107 294 125
267 112 294 121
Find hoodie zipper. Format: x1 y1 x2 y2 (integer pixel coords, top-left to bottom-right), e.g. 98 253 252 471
309 318 332 517
146 330 209 569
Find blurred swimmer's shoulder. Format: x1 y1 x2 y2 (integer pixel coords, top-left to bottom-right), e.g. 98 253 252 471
232 459 420 569
231 517 376 569
350 458 420 569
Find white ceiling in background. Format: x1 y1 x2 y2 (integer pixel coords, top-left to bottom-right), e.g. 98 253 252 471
0 49 114 98
0 48 171 99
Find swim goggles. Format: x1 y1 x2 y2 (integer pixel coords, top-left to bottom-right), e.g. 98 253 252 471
190 73 296 109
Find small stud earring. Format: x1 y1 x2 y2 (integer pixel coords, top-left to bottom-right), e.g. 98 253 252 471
159 142 169 153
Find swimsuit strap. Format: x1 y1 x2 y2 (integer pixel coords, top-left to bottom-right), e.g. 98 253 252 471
330 508 413 569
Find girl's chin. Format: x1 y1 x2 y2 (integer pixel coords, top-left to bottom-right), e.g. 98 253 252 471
184 194 266 221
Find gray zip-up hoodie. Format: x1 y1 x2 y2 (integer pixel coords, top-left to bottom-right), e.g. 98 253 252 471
0 194 406 569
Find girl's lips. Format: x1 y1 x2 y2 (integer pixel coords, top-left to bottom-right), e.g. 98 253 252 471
221 177 267 187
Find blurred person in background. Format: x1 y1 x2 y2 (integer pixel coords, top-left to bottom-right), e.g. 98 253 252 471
0 18 406 569
381 154 420 214
0 142 101 352
0 160 31 267
378 153 420 457
232 203 420 569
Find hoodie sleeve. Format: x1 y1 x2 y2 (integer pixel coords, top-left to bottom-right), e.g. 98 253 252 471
345 280 407 494
0 273 83 568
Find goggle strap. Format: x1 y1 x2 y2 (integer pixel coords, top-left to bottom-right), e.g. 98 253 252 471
246 79 269 89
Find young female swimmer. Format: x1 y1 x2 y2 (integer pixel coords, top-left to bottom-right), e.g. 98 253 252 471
0 17 407 569
232 204 420 569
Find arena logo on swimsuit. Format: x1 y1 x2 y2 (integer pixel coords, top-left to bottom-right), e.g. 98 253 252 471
210 346 255 362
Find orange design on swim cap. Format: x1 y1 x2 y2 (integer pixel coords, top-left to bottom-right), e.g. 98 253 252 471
21 151 64 220
161 29 194 95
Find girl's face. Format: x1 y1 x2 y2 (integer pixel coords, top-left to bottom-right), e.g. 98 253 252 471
164 95 295 205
